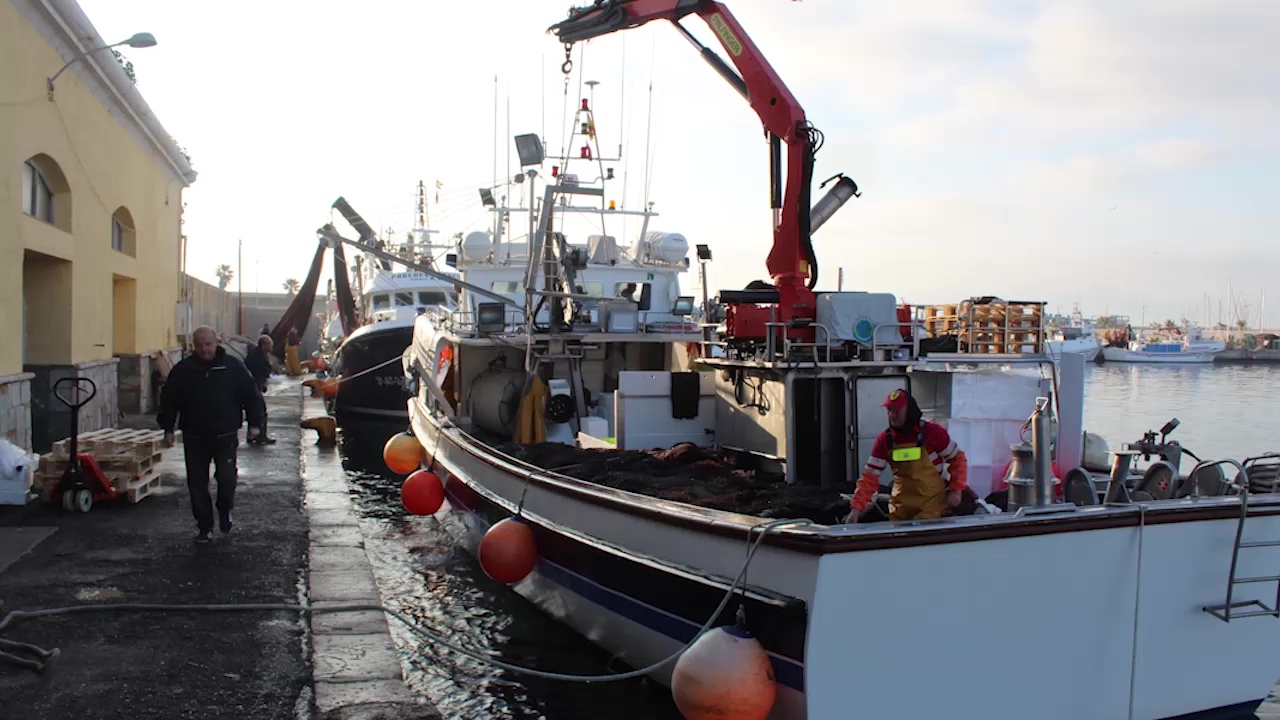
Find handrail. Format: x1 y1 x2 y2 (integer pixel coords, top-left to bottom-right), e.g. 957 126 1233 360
1187 458 1250 496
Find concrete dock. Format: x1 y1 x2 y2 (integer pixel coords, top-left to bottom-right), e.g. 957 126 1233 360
0 383 439 719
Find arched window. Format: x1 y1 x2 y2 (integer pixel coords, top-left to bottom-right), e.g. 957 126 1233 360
112 206 136 256
21 154 72 232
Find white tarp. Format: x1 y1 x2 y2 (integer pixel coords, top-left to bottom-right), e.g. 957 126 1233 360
587 235 622 266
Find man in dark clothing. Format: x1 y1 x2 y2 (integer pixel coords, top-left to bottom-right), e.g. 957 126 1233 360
158 326 266 544
243 334 277 445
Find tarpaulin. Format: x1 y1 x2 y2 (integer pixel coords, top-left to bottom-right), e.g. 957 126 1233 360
270 240 326 361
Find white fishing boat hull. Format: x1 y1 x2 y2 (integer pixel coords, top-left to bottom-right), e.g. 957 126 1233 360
1102 346 1220 364
408 397 1280 720
1046 337 1101 363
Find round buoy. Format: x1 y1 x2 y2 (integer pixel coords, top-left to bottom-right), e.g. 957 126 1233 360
478 517 538 584
671 625 776 720
383 432 423 475
321 377 339 398
401 470 445 516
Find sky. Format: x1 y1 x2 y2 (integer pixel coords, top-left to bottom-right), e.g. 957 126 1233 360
78 0 1280 327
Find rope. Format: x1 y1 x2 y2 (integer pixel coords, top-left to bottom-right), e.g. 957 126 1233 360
331 354 405 386
0 518 809 682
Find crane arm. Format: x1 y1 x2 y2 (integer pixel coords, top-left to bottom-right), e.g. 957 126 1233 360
550 0 822 327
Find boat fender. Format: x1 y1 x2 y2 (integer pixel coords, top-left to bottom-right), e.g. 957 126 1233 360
671 624 776 720
401 470 444 516
479 517 538 585
383 432 424 475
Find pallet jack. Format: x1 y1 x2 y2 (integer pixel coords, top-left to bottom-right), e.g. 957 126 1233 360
49 377 117 513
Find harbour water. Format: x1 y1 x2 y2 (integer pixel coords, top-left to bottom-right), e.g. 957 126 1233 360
341 363 1280 719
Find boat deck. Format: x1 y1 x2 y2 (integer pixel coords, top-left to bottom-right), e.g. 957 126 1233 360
490 440 917 526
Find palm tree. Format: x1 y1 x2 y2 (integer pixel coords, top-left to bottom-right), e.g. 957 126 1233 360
283 278 301 296
215 264 234 290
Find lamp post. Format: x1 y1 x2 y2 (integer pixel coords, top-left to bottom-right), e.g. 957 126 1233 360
48 32 157 97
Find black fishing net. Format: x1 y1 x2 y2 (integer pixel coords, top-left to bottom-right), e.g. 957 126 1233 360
495 441 859 525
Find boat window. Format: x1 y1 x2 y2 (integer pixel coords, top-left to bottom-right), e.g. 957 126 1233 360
492 281 524 293
418 291 446 306
615 282 651 311
574 282 604 298
372 294 391 310
394 292 414 307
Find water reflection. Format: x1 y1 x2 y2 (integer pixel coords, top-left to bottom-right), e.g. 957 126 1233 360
1083 364 1280 462
339 439 681 720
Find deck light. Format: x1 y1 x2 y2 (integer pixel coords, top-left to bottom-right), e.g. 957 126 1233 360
514 133 544 167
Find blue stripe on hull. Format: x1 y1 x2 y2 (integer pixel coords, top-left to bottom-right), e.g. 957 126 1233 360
536 554 807 692
441 486 807 692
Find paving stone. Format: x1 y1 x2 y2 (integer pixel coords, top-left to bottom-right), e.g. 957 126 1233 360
310 545 374 574
308 491 354 511
315 681 431 718
310 507 359 528
313 634 404 683
310 568 381 602
306 474 350 494
311 601 392 636
312 525 365 548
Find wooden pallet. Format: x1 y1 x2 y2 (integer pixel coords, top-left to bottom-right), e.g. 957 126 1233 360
38 451 161 477
50 429 179 459
921 297 1046 354
35 465 163 505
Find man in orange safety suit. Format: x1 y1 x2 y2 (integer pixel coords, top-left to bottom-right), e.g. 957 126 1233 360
844 388 969 523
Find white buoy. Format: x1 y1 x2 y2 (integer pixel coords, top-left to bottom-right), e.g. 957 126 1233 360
671 625 776 720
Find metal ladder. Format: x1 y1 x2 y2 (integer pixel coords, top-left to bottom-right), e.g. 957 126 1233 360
1200 460 1280 622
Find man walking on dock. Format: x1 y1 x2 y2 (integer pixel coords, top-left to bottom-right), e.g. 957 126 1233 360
158 326 266 543
244 334 277 445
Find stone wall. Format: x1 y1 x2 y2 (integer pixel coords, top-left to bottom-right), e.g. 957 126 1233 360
26 358 119 454
116 346 183 415
0 373 35 451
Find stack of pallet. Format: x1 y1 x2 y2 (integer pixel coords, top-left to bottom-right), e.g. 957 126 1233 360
36 429 177 504
921 297 1046 354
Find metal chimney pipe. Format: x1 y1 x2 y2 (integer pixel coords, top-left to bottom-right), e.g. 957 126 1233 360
1031 397 1054 506
809 175 860 235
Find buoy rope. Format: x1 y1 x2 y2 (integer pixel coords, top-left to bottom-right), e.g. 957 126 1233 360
328 354 406 386
0 518 809 683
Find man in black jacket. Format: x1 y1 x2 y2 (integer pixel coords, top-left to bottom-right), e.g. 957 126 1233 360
243 334 277 445
158 326 266 544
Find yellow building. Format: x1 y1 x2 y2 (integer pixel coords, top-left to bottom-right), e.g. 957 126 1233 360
1 0 196 451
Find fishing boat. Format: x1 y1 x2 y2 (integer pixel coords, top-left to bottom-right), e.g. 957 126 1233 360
325 189 459 426
1046 304 1102 363
359 3 1280 718
1101 323 1224 364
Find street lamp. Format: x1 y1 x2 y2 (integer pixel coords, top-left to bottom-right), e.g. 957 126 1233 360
48 32 157 96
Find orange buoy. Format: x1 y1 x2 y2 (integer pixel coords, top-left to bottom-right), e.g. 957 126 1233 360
401 470 445 516
478 517 538 584
321 376 339 398
383 432 423 475
671 625 776 720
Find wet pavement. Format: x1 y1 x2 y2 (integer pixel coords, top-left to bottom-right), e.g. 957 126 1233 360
2 380 1278 720
0 383 439 720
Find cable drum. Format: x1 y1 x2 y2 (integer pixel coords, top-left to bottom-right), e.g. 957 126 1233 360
470 368 525 437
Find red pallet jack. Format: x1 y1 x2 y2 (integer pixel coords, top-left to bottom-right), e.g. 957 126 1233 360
49 377 117 513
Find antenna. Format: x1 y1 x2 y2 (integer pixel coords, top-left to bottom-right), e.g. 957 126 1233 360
493 75 499 195
642 35 655 211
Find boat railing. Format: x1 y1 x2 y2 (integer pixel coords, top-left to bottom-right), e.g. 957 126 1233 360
445 307 700 338
766 320 922 364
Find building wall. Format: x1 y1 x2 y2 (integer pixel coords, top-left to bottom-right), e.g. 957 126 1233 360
1 0 193 449
0 0 188 377
182 274 237 339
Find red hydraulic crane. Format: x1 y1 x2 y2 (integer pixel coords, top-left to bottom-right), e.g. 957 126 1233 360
549 0 858 345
